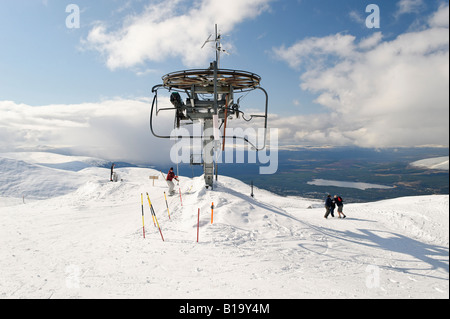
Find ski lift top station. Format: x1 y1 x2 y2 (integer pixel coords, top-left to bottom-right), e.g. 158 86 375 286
150 25 269 189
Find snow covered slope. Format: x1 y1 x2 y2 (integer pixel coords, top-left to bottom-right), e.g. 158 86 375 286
411 156 449 171
0 152 448 299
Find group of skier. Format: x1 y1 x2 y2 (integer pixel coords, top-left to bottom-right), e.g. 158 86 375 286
324 194 346 219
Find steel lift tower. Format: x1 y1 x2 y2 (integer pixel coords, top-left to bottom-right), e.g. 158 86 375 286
150 25 269 189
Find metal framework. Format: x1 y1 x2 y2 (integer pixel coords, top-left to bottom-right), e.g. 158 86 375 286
162 69 261 92
149 26 269 189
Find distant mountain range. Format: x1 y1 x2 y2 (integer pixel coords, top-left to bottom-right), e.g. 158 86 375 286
2 147 447 203
163 147 449 203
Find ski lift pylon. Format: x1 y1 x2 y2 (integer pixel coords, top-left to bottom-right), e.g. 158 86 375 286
149 25 269 189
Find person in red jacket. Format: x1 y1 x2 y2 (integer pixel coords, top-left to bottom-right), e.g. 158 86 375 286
334 195 346 218
166 167 179 195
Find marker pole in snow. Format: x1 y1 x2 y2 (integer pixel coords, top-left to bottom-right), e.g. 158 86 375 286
179 188 183 207
141 193 146 239
211 202 214 224
164 192 171 220
146 194 156 227
147 193 165 242
197 208 200 243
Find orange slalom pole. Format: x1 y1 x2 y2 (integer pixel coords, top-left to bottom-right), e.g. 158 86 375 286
141 193 145 239
164 192 171 220
211 202 214 224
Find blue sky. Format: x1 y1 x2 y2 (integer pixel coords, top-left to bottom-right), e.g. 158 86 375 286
0 0 448 163
0 0 440 108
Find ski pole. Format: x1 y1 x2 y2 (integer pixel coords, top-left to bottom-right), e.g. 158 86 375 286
147 193 165 242
160 170 168 186
164 192 171 220
141 193 145 239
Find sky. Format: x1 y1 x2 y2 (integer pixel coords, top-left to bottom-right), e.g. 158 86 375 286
0 0 449 164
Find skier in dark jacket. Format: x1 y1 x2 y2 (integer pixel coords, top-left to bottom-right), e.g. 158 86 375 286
330 197 336 217
324 194 333 219
110 163 115 181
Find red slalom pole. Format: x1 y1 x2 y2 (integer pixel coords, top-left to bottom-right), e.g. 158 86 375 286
197 208 200 243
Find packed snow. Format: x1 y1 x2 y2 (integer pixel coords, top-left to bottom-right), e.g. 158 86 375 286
410 156 449 171
0 152 448 299
307 178 394 190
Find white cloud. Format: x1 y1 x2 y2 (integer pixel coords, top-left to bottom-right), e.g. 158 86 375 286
0 97 277 164
0 99 176 164
348 10 364 24
396 0 425 16
272 4 449 148
428 2 449 28
83 0 272 69
273 33 357 70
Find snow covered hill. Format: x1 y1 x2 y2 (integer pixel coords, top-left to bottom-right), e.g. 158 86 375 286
411 156 449 171
0 152 448 299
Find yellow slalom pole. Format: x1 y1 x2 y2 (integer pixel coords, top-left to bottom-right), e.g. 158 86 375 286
146 192 156 227
147 193 165 242
164 192 171 220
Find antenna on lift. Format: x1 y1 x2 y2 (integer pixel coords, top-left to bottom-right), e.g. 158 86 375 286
201 24 229 68
150 24 269 190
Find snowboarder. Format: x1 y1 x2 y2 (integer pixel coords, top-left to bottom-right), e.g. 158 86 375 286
166 167 179 195
324 194 333 219
335 195 346 218
110 163 115 181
